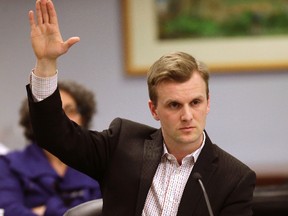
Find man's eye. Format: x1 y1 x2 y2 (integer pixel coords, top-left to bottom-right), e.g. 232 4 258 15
169 102 180 109
191 100 201 106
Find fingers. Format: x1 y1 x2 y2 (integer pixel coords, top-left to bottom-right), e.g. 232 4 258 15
34 0 56 25
28 10 36 29
46 0 58 25
40 0 49 23
35 0 43 25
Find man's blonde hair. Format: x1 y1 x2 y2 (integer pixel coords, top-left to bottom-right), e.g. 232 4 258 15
147 51 210 105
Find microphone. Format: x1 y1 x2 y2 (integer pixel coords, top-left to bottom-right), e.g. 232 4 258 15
193 172 214 216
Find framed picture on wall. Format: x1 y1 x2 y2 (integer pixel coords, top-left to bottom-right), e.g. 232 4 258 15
122 0 288 75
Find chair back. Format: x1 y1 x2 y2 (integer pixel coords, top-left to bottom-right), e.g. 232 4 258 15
63 199 102 216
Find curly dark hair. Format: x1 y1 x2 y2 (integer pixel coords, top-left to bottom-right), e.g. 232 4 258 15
19 80 96 142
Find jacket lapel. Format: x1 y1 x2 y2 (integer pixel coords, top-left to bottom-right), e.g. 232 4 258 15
177 132 218 216
135 130 163 215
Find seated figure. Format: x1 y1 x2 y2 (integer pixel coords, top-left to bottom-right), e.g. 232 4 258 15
0 81 102 216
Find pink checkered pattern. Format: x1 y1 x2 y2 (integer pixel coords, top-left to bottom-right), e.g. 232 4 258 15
30 69 58 101
142 133 205 216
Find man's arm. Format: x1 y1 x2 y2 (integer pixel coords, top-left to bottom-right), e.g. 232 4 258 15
28 0 79 82
219 170 256 216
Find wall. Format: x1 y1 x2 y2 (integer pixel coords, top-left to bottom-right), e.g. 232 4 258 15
0 0 288 176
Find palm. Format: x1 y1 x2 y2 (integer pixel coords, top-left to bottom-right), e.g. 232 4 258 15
31 22 64 60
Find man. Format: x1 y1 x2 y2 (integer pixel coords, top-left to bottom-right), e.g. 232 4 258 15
26 0 256 215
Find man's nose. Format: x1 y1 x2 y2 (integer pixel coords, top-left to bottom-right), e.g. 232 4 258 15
180 105 193 121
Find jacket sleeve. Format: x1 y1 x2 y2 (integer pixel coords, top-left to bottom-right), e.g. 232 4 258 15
26 85 116 182
219 169 256 216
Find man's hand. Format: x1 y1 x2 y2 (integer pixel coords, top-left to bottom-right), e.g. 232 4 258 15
28 0 80 77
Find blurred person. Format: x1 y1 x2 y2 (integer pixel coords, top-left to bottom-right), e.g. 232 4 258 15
25 0 256 215
0 81 102 216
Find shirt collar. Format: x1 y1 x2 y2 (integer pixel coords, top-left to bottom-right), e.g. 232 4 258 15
162 131 206 164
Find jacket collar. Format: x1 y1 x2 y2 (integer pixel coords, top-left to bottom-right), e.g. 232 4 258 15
135 129 163 215
177 131 218 215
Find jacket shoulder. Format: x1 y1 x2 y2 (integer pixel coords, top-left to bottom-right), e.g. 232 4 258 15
213 144 255 175
109 118 158 138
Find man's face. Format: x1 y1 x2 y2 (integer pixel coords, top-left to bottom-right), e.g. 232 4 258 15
149 72 210 151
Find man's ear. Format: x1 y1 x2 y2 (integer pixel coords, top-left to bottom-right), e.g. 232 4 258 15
148 100 160 121
207 94 210 114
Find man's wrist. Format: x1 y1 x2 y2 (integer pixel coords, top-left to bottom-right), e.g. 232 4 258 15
34 59 57 78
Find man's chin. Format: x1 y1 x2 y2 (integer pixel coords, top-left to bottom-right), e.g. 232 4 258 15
179 134 202 146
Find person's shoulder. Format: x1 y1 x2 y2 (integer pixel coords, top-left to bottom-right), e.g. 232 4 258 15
213 144 254 173
2 148 22 160
1 144 41 164
111 118 157 131
108 118 159 139
0 148 22 169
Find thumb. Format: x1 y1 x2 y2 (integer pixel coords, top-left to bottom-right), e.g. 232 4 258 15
64 36 80 50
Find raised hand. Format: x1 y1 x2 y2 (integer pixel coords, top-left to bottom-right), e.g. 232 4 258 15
28 0 80 76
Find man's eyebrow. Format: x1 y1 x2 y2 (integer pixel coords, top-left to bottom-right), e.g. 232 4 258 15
164 99 179 104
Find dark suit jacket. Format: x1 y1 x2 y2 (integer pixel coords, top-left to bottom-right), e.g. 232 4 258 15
27 86 256 216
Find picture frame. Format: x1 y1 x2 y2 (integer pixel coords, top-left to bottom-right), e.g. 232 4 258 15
122 0 288 75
